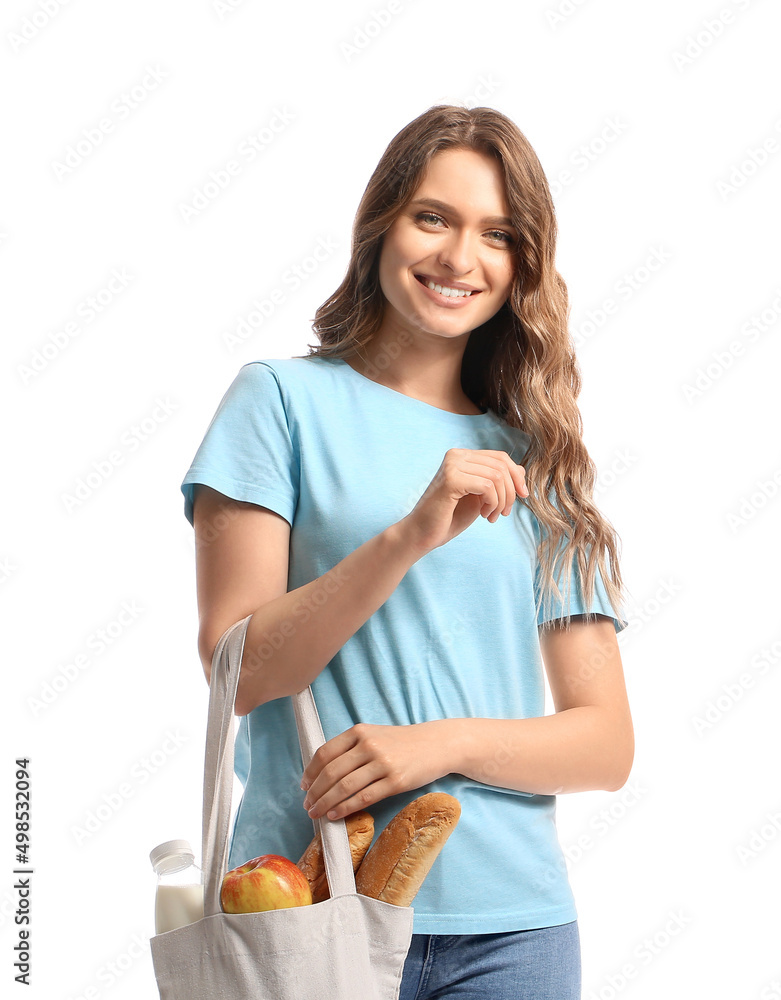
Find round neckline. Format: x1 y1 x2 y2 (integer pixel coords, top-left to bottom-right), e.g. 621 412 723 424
328 357 493 420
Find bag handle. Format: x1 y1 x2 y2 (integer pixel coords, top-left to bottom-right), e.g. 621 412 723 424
201 614 357 916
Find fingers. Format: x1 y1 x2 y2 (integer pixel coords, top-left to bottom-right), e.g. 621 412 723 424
300 730 354 790
299 723 450 821
305 767 391 821
455 451 528 521
300 730 377 819
302 749 387 820
300 724 414 821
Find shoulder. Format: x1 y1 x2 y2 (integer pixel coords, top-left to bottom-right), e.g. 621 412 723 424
239 355 337 394
243 355 333 376
227 356 346 426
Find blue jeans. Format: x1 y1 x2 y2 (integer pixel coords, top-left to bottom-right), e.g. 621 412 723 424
399 921 581 999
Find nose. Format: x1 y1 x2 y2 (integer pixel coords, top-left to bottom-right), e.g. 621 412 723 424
436 228 477 277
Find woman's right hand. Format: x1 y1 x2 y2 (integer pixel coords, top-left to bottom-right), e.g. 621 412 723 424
396 448 529 556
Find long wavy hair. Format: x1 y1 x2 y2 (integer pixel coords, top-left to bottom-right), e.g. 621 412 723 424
297 104 627 630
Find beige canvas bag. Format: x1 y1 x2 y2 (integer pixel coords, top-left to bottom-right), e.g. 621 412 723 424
150 615 414 999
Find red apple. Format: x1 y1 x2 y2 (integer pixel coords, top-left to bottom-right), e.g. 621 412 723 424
220 854 313 913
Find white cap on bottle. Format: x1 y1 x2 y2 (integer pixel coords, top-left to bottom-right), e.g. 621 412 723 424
150 839 195 874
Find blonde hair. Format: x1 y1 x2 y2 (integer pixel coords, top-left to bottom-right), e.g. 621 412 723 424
298 104 627 629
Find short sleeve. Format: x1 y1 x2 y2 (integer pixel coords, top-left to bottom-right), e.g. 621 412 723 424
180 362 299 527
531 507 628 634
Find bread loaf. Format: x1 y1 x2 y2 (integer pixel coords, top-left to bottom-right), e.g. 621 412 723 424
355 792 461 906
297 810 374 903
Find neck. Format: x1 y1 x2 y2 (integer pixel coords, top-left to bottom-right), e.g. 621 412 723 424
345 340 482 414
344 332 481 414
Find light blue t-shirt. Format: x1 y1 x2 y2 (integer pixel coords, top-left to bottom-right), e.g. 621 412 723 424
180 355 626 934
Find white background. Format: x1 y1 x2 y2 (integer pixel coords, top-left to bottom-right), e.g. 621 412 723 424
2 0 780 997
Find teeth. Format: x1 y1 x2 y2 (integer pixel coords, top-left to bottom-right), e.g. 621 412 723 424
425 280 473 298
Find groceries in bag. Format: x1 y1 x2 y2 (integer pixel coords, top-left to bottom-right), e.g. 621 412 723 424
220 854 312 913
297 809 375 903
150 840 205 934
298 792 461 907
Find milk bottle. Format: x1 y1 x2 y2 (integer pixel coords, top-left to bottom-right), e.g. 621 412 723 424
150 839 204 934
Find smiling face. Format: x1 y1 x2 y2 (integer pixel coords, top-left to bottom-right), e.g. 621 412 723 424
376 146 518 346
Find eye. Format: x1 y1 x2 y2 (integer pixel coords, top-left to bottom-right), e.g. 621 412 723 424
415 212 516 247
487 230 515 246
416 212 445 226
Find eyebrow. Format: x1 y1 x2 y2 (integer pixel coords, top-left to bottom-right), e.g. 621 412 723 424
409 198 517 230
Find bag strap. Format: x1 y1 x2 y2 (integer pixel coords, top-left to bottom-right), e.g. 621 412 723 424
201 614 357 916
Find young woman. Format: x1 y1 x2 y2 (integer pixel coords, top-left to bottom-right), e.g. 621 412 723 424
181 104 634 999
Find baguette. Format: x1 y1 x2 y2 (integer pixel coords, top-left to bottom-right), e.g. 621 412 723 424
297 810 374 903
355 792 461 906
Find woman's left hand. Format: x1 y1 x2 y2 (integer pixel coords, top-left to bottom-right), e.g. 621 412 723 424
300 721 451 820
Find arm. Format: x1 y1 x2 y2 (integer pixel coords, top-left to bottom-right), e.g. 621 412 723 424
193 448 528 717
192 484 422 716
445 614 634 794
301 615 634 819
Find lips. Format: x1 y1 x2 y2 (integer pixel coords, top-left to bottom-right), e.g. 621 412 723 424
414 274 482 294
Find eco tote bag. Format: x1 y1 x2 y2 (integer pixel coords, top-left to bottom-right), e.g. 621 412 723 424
150 614 414 1000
